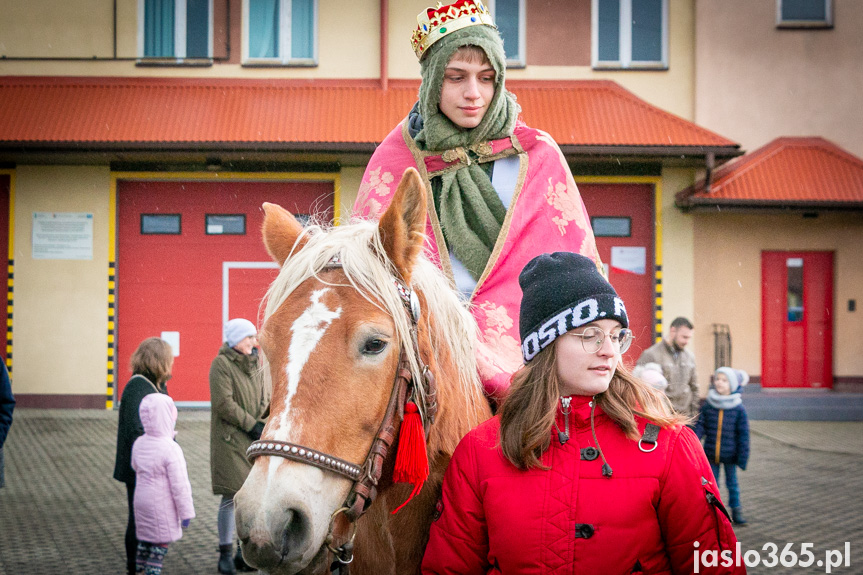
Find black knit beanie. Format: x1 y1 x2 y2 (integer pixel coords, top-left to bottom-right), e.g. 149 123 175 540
519 252 628 362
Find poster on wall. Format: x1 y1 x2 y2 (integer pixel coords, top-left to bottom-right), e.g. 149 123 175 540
610 246 646 275
32 212 94 260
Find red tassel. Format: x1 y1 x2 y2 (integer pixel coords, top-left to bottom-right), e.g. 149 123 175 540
391 401 429 514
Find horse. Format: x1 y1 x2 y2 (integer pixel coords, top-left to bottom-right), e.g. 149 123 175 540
233 168 493 574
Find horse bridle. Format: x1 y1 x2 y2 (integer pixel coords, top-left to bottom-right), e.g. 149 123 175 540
246 265 438 570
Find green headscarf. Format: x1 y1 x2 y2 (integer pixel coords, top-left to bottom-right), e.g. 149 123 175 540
415 25 520 281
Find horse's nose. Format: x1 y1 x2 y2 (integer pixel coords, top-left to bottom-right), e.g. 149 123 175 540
236 506 313 571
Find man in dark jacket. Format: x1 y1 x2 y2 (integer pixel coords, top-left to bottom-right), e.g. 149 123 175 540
0 362 14 489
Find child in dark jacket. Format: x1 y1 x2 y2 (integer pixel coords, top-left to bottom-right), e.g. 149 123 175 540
696 366 751 524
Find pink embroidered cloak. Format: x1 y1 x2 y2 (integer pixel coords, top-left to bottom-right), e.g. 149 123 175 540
354 120 600 400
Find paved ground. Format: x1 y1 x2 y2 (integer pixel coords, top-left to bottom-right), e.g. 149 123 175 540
0 410 860 574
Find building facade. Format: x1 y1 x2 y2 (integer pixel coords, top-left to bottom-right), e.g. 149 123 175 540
1 0 858 406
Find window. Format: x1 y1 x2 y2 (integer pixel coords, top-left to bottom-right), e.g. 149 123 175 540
786 257 804 322
777 0 832 28
206 214 246 235
140 0 212 60
592 0 668 69
490 0 526 67
244 0 317 65
141 214 182 235
591 217 631 237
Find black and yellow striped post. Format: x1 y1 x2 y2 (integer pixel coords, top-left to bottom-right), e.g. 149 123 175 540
6 258 12 372
107 261 116 408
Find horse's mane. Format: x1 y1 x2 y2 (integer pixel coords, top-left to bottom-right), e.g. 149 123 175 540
262 218 486 418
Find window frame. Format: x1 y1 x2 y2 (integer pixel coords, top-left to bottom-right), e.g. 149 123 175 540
591 0 669 70
242 0 319 67
140 213 182 235
591 216 632 238
776 0 833 29
489 0 526 68
137 0 214 63
205 214 247 236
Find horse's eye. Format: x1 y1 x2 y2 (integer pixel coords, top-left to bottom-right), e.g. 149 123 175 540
362 338 388 355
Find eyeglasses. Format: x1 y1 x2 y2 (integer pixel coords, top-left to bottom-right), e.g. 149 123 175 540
568 326 634 354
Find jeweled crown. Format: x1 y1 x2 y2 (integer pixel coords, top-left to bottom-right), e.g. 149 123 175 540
411 0 496 60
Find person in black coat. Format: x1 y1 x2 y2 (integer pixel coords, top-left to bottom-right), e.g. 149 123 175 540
113 337 174 575
0 362 14 489
695 366 751 525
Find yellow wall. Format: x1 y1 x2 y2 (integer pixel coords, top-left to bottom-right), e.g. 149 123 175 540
0 0 115 58
692 212 863 393
1 0 382 79
695 0 863 158
1 0 697 121
13 166 111 396
338 166 363 222
658 168 697 341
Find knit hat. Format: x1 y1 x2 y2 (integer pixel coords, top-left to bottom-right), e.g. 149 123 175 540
224 318 256 348
714 367 749 394
519 252 628 362
634 362 668 392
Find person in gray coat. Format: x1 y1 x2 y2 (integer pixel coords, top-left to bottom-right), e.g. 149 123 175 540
210 318 269 574
636 317 699 418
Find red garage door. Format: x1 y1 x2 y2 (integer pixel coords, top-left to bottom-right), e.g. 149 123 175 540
117 179 333 403
579 183 655 364
0 175 8 367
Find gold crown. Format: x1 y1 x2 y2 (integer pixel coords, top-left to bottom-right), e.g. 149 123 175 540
411 0 496 60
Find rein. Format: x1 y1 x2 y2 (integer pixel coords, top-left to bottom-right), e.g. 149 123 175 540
246 264 438 573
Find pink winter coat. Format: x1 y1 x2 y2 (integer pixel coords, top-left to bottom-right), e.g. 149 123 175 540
131 393 195 544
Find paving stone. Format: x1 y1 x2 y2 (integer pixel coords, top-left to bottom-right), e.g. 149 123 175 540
0 409 860 574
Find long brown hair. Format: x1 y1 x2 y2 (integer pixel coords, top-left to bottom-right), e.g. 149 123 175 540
499 342 688 470
130 337 173 387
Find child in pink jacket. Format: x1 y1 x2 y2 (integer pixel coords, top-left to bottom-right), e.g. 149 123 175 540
131 393 195 574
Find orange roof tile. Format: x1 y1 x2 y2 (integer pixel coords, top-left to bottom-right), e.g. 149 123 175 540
677 137 863 208
0 76 737 152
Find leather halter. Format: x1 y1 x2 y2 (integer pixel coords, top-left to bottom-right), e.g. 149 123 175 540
246 263 438 564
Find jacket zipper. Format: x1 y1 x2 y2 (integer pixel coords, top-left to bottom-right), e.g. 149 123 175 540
714 410 724 463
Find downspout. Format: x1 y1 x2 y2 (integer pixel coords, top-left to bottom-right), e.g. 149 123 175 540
380 0 389 91
704 150 715 194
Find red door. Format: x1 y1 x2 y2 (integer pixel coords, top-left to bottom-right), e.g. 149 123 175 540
762 251 833 388
117 179 333 402
0 175 8 367
579 183 655 363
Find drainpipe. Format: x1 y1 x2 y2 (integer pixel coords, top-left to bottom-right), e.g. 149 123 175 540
704 151 715 194
380 0 389 91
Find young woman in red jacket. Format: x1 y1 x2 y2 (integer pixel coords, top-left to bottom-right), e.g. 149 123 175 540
422 252 744 574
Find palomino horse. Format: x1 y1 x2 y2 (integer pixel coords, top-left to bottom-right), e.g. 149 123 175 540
233 168 492 574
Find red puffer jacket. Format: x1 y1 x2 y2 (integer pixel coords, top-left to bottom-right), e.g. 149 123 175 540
422 396 744 574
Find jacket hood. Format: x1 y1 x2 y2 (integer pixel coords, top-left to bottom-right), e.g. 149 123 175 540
219 342 259 373
139 392 178 439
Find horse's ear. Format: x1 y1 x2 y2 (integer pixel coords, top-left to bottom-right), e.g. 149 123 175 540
261 202 307 266
379 168 427 284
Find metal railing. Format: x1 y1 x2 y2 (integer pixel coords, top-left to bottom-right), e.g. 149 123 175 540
712 323 732 371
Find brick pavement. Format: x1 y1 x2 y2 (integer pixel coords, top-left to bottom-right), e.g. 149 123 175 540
0 410 860 574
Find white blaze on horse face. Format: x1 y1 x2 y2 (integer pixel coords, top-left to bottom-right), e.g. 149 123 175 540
276 288 342 442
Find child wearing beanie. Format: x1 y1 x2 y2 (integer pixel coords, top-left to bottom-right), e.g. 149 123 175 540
423 252 744 574
354 0 601 402
633 362 669 392
695 367 751 525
